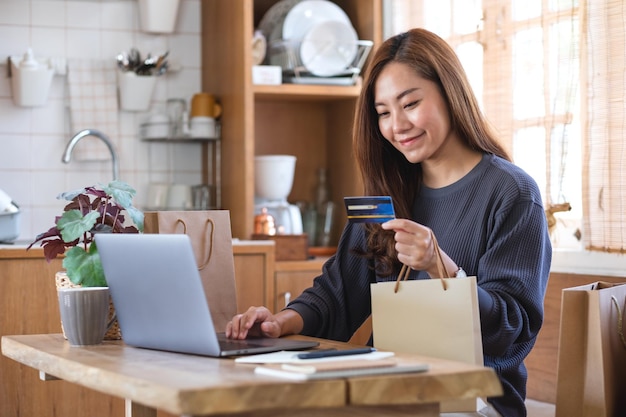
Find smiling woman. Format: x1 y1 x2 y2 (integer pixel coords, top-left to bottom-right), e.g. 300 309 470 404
353 28 551 417
227 27 551 417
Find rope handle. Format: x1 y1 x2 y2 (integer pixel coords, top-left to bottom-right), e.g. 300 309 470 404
175 218 215 270
611 295 626 350
394 230 450 293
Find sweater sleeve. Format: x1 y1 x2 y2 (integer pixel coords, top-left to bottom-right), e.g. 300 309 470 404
286 222 374 342
476 197 551 358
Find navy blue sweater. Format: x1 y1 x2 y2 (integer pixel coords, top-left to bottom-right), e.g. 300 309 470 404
288 154 552 417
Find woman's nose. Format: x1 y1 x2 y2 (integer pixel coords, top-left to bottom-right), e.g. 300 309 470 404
391 111 411 133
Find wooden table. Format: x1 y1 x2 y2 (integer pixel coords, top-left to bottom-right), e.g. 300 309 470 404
2 334 502 417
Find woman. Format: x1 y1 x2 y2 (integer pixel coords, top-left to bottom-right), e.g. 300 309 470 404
227 28 551 417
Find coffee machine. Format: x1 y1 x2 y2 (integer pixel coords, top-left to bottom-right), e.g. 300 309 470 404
254 155 303 235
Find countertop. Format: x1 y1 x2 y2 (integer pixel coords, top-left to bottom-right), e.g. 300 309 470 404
0 238 273 250
0 239 276 262
0 240 32 249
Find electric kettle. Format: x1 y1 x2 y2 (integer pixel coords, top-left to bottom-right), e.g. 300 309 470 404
255 201 303 235
268 203 303 235
0 189 20 242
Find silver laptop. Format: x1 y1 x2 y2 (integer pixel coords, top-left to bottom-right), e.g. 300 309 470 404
95 233 319 357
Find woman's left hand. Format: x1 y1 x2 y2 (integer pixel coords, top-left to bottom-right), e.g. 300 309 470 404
382 218 449 276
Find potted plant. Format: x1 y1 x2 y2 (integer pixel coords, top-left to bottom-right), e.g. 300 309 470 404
28 180 144 286
28 180 143 344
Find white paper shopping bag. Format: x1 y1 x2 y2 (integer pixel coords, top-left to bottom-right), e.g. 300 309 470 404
370 249 483 413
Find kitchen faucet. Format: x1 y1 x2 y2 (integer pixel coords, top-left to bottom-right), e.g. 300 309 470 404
62 129 120 180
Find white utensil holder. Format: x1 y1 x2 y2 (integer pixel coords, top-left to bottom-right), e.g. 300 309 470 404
138 0 181 34
9 56 54 107
117 71 157 111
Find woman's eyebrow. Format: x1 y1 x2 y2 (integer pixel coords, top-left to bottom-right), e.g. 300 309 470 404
397 87 420 100
375 87 421 107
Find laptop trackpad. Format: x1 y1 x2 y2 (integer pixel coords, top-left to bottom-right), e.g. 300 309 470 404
216 333 319 356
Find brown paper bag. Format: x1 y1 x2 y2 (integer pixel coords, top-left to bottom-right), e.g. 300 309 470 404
144 210 237 331
370 235 483 413
555 282 626 417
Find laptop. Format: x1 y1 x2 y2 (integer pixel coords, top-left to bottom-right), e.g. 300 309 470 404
95 233 319 357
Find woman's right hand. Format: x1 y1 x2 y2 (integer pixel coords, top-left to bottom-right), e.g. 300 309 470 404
225 306 305 340
225 306 281 339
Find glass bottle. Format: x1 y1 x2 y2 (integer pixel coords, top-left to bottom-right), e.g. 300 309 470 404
314 168 332 246
315 168 329 209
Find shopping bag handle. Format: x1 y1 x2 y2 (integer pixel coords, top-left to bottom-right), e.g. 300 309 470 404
394 230 449 293
611 295 626 349
175 218 215 270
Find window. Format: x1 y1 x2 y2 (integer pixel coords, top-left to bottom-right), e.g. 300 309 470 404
384 0 626 254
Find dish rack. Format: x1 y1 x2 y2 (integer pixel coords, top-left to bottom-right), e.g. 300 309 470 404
139 121 222 210
267 39 373 86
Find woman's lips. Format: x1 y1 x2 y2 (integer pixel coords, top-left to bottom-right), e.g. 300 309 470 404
397 132 424 146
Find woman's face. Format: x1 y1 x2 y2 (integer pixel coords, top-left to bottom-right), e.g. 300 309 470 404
374 61 454 164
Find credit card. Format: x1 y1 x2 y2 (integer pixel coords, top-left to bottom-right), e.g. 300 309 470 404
344 196 396 223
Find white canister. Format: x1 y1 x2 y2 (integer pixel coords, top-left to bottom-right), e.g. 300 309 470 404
166 184 193 210
10 49 55 107
146 183 170 210
138 0 181 34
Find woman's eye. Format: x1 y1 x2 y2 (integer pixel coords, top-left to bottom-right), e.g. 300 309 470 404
404 100 419 109
377 111 389 118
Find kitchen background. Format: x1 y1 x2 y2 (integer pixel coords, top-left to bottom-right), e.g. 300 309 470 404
1 0 624 276
0 0 203 242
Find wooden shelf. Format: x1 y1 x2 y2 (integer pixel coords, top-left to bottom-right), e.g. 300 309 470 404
140 137 219 143
254 79 362 101
200 0 383 242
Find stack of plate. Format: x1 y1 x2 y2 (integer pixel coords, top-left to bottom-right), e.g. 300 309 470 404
259 0 359 78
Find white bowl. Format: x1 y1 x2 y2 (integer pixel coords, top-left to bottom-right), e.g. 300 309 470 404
143 113 170 138
300 20 358 77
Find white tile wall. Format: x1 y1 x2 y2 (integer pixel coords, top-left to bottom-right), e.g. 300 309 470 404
0 0 206 241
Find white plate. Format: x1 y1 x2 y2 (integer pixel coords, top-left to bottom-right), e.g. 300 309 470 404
300 20 358 77
283 0 353 41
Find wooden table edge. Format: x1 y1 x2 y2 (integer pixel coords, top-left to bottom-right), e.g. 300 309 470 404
2 334 503 417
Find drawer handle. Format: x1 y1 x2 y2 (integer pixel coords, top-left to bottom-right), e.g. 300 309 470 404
284 291 291 307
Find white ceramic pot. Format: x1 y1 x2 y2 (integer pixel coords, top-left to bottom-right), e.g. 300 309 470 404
138 0 181 34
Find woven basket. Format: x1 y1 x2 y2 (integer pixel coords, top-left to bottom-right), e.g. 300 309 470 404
55 271 122 340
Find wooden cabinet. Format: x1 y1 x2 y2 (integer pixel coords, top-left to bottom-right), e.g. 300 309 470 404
0 244 274 417
199 0 384 243
274 258 328 312
232 241 275 312
0 249 124 417
273 257 372 345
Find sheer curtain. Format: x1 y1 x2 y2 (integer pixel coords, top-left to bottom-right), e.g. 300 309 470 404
583 0 626 253
384 0 626 253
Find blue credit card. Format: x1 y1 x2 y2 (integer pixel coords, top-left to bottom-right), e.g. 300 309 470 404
344 196 396 223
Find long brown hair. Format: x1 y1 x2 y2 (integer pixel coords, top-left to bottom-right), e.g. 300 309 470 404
352 28 510 276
